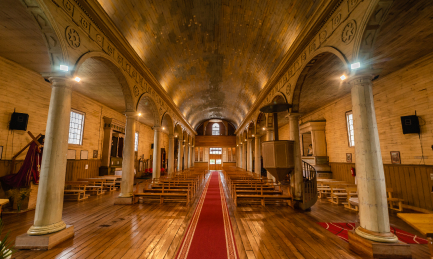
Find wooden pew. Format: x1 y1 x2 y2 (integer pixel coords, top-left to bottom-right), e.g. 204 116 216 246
64 181 89 201
134 181 190 205
387 188 404 212
78 178 106 196
343 187 358 211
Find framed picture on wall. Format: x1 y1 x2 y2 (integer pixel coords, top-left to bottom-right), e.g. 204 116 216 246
93 150 98 158
390 151 401 164
0 146 3 160
346 153 352 163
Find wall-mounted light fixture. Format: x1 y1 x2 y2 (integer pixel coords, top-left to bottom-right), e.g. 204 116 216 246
340 75 346 80
74 77 81 82
59 65 68 71
138 113 142 116
351 62 361 69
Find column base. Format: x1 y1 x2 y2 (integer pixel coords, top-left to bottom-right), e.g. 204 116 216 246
114 196 136 205
15 225 74 250
348 230 411 258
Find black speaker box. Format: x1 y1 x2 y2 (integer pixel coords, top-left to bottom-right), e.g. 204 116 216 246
401 115 420 134
151 143 154 149
9 112 29 131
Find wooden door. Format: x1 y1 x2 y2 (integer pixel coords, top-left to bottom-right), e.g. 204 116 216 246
209 154 222 170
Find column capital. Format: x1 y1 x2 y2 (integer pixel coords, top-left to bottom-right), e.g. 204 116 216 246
124 111 138 118
254 134 262 138
153 126 161 131
347 73 374 87
43 74 73 89
169 134 175 139
288 112 301 118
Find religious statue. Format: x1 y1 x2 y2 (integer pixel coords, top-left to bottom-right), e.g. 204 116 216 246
307 144 313 156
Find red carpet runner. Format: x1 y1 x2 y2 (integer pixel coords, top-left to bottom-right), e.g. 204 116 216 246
317 222 428 244
176 171 238 259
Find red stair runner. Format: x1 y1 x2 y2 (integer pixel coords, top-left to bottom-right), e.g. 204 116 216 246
176 171 238 259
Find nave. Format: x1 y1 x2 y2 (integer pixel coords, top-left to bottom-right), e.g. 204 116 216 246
3 170 430 259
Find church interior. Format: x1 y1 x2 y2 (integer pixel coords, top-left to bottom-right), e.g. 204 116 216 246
0 0 433 258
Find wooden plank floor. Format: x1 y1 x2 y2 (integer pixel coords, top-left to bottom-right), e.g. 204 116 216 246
3 173 430 258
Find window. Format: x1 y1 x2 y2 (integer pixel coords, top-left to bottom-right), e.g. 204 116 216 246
210 148 222 154
346 111 355 147
134 132 139 151
68 110 85 145
212 123 220 135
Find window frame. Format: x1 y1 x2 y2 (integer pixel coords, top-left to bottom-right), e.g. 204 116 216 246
134 132 139 151
346 111 355 147
212 123 220 135
68 110 86 146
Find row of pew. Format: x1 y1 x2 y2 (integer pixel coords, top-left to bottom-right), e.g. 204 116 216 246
133 168 207 205
318 178 404 212
64 175 122 201
223 168 293 207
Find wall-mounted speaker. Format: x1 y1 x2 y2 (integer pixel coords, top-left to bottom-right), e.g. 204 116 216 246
151 143 154 149
401 115 420 134
9 112 29 131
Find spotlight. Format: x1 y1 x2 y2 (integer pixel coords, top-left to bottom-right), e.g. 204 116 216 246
340 75 346 80
59 65 68 71
162 127 165 130
138 113 142 116
351 62 360 69
252 134 254 137
74 77 81 82
262 127 265 130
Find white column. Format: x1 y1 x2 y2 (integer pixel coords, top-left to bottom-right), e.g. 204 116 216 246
119 112 137 198
188 145 192 168
289 114 302 200
350 75 397 242
265 127 275 181
254 135 261 177
28 76 72 235
168 134 175 176
152 126 161 179
177 138 183 171
247 139 253 172
243 141 247 170
184 143 189 169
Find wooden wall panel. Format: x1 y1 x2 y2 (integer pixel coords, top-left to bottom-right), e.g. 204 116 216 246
194 162 208 169
65 159 101 181
330 162 433 211
195 136 236 147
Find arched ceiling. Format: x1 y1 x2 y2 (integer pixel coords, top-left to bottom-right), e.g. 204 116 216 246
371 0 433 78
75 58 126 112
0 0 51 73
298 53 347 115
97 0 321 127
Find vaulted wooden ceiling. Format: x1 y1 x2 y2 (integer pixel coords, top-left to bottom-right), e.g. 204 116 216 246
97 0 321 127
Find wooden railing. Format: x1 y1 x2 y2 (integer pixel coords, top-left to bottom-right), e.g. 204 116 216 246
299 161 318 210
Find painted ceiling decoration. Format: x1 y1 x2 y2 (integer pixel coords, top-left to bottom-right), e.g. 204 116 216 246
97 0 322 128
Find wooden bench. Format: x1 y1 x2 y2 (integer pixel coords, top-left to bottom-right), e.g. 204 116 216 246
97 176 118 191
64 181 89 201
343 187 358 211
235 193 293 206
78 178 106 196
328 184 349 205
387 188 404 212
134 181 190 205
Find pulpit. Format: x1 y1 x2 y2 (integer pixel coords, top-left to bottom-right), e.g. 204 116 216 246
99 117 126 175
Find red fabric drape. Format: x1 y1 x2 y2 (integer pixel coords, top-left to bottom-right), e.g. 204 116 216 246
1 142 41 189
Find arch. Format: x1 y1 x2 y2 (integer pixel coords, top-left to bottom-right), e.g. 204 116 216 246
73 52 135 112
136 93 160 127
161 112 174 135
174 123 183 138
351 0 393 66
247 121 256 137
291 48 350 113
2 0 68 73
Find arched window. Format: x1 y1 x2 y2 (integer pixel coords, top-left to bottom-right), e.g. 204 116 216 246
212 123 220 135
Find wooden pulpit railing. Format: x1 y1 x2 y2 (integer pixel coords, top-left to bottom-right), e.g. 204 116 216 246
299 161 318 210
